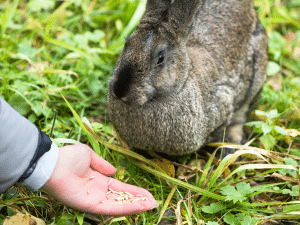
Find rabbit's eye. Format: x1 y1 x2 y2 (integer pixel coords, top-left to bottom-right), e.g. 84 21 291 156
156 54 165 65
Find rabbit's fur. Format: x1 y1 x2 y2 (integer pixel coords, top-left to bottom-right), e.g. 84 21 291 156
107 0 268 156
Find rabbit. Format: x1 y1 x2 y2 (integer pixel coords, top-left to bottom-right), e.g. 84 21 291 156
107 0 268 157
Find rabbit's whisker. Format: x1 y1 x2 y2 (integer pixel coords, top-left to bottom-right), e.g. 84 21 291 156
150 97 167 111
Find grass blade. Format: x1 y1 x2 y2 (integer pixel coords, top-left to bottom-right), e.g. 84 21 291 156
119 0 146 40
61 95 100 154
134 161 226 201
45 38 112 72
0 0 20 36
45 1 72 37
83 123 165 173
157 186 176 224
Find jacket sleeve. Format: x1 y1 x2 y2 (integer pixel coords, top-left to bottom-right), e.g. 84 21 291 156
0 97 59 193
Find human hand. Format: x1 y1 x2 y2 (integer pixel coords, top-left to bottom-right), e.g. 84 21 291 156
41 144 159 215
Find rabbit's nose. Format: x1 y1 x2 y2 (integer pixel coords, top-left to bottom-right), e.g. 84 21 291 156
110 88 129 103
111 64 132 101
112 81 129 100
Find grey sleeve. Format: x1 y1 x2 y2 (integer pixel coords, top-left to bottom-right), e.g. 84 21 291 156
0 97 59 193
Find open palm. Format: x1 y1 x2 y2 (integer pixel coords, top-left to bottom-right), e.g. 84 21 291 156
41 144 158 215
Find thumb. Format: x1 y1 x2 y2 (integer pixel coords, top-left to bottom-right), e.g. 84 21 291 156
89 148 117 176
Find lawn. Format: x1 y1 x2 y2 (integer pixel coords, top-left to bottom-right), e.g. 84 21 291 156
0 0 300 224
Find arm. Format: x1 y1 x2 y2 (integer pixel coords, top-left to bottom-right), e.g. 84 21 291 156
0 96 59 193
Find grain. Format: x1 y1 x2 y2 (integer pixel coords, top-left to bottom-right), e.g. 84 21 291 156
100 187 149 204
107 178 113 186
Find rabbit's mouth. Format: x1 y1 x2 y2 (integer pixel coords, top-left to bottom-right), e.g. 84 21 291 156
119 94 150 107
109 81 157 107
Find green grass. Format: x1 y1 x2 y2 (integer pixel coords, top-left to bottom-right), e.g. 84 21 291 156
0 0 300 224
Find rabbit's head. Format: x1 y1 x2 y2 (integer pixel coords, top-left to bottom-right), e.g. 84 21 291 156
108 0 203 106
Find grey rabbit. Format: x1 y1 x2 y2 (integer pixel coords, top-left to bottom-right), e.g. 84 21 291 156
107 0 268 156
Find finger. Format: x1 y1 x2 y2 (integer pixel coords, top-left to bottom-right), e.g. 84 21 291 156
89 148 117 175
108 178 159 208
93 201 151 215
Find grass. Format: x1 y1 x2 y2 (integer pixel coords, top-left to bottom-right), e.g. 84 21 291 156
0 0 299 224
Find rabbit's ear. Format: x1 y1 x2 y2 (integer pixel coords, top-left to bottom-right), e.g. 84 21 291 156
145 0 172 13
165 0 204 42
139 0 172 27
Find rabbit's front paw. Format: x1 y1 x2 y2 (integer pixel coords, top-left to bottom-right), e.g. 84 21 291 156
225 123 245 146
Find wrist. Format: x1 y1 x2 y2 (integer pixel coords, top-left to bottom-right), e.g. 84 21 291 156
19 143 59 191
